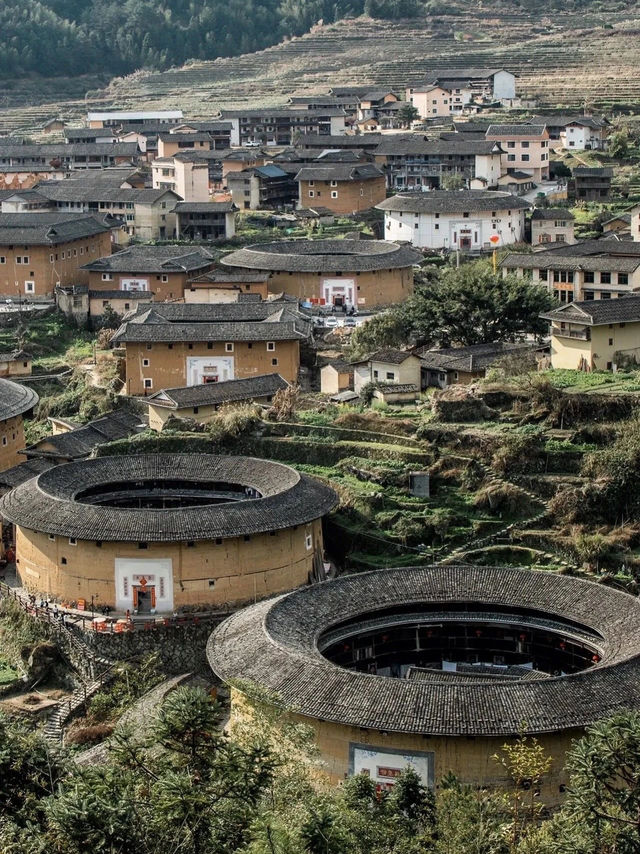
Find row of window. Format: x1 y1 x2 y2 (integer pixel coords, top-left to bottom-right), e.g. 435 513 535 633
506 154 548 162
309 190 339 199
144 342 278 353
47 531 314 552
539 269 629 285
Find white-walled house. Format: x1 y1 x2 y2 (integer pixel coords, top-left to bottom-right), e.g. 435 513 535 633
376 190 529 251
561 119 608 151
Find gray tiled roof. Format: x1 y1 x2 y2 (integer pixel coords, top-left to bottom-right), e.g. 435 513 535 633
364 348 418 364
222 239 421 273
0 213 112 245
0 349 31 363
207 565 640 736
419 341 538 372
531 208 575 221
0 378 38 421
294 163 383 182
573 166 614 177
375 136 502 156
121 302 308 325
147 373 289 409
541 294 640 326
0 142 139 158
24 408 144 460
219 108 346 118
297 134 383 148
112 319 306 344
189 270 270 284
501 252 640 273
83 245 215 274
377 190 529 214
38 183 178 205
486 124 547 136
174 202 237 213
0 457 54 490
0 454 338 542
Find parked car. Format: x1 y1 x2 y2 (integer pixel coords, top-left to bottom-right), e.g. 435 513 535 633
324 317 339 329
343 317 357 327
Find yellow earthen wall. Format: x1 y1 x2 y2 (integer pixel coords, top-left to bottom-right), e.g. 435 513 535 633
15 518 323 609
267 267 414 307
0 414 26 472
123 339 300 395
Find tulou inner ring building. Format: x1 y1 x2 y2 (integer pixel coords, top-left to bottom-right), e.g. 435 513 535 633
208 565 640 801
0 454 337 612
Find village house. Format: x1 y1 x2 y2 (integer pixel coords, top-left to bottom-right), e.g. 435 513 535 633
111 302 309 394
602 212 632 235
374 136 504 190
541 295 640 371
174 201 236 241
227 165 298 210
297 133 383 153
485 124 550 182
571 166 613 200
184 270 270 303
352 349 422 393
157 133 214 158
144 373 289 430
320 359 354 395
496 171 537 196
531 208 576 245
355 89 399 122
524 114 608 150
295 163 386 214
0 141 140 170
221 238 421 308
377 190 529 250
418 342 541 387
22 409 144 463
168 121 233 149
0 379 38 472
64 127 118 144
87 110 183 129
407 69 517 115
218 108 347 147
0 350 32 378
36 176 180 241
501 240 640 302
152 155 210 202
0 213 113 299
82 244 216 303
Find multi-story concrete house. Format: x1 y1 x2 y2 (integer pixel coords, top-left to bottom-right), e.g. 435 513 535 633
0 142 140 170
157 133 214 159
377 190 529 250
168 121 233 149
374 136 504 190
83 244 216 303
174 202 236 241
36 180 180 241
530 208 576 245
218 108 347 146
485 124 550 181
525 115 608 150
407 69 516 114
227 165 298 210
0 213 113 298
152 155 210 202
501 240 640 302
295 163 386 215
297 133 383 153
111 302 309 394
541 296 640 371
87 110 183 128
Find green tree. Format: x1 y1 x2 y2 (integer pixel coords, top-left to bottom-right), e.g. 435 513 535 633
609 130 629 159
347 309 408 359
408 261 556 346
397 103 419 127
441 173 466 190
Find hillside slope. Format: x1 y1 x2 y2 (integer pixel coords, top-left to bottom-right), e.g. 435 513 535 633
2 4 640 133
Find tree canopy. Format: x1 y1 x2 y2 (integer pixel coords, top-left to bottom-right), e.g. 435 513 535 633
0 0 421 80
349 260 555 357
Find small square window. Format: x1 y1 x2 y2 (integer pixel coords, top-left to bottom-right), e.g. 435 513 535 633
225 342 234 352
146 343 152 350
208 579 216 588
305 533 313 550
24 281 35 294
243 535 251 542
144 378 152 389
215 538 222 545
61 557 67 565
161 274 168 283
48 534 55 541
69 537 77 546
138 542 148 550
331 191 338 199
267 342 275 351
271 358 278 366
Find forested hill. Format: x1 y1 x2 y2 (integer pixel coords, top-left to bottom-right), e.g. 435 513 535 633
0 0 417 79
0 0 627 81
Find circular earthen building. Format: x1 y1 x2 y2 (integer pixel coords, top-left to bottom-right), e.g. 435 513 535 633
208 565 640 801
0 454 337 612
0 378 38 473
221 239 422 308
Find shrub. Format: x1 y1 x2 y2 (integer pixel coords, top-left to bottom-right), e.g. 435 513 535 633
66 723 115 746
473 483 537 517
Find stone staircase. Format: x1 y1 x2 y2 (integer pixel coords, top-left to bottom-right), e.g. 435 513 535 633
43 674 109 743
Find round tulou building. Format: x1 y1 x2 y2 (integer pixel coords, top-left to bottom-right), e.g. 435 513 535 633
221 238 422 308
0 454 337 613
208 565 640 802
0 378 38 472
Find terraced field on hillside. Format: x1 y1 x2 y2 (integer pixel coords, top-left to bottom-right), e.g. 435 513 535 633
3 4 640 133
